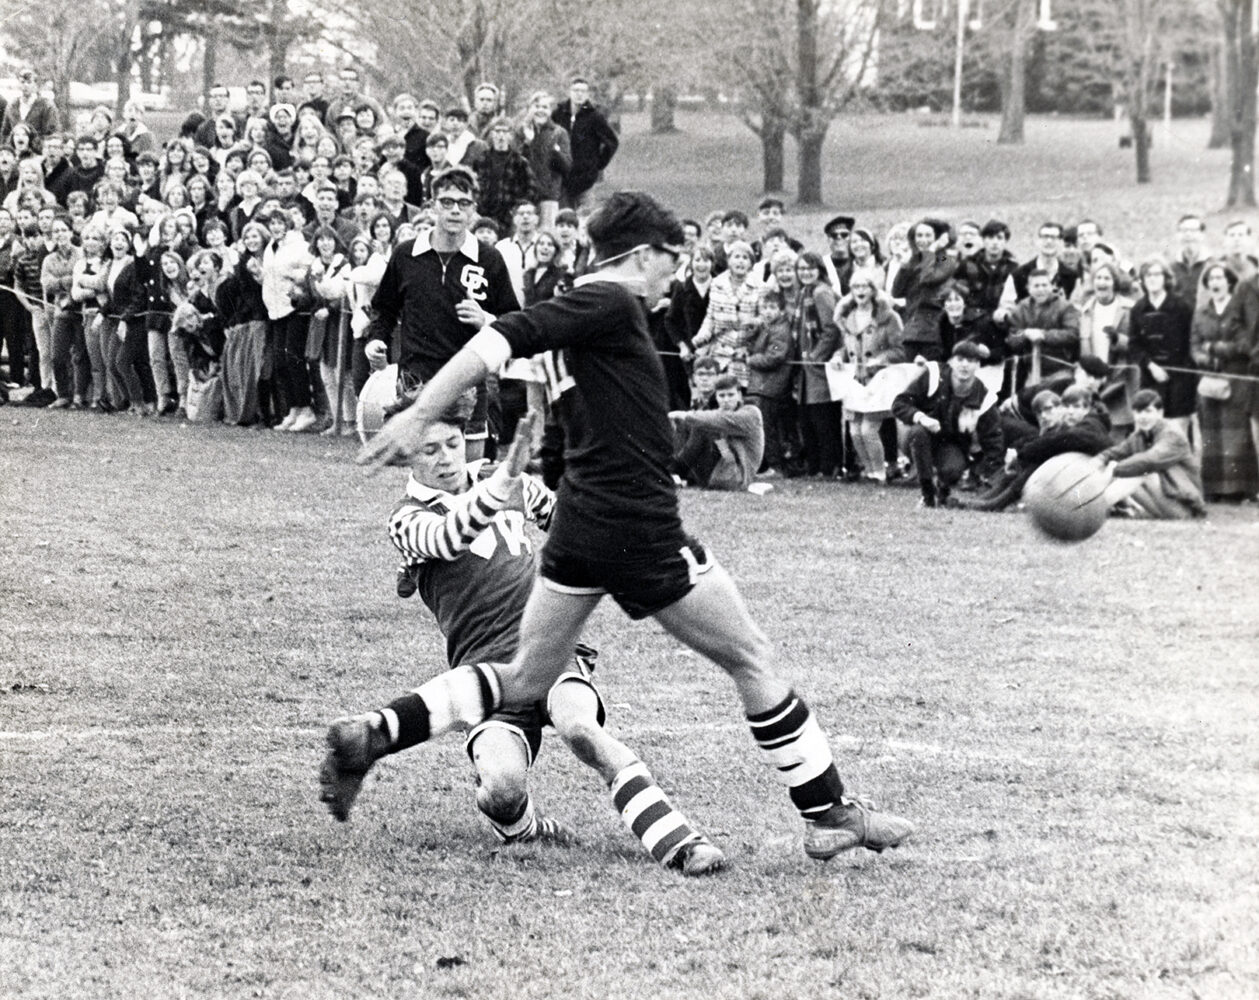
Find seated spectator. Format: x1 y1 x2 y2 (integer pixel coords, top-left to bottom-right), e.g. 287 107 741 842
669 374 765 491
893 339 1004 507
999 355 1111 450
1004 267 1081 390
963 385 1111 511
689 355 722 410
1099 389 1207 519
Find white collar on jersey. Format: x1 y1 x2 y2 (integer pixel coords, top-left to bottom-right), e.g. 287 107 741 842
573 272 647 296
404 459 490 502
411 229 480 262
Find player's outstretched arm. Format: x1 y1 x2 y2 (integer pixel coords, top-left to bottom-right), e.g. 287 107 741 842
357 347 491 473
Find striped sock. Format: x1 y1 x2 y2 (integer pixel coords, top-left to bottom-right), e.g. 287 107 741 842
747 691 845 820
487 795 539 843
378 663 501 753
609 761 702 868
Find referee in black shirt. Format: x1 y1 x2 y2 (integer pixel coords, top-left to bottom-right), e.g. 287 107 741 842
364 165 519 460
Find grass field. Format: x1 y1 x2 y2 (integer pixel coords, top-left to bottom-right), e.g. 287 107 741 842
3 111 1259 1000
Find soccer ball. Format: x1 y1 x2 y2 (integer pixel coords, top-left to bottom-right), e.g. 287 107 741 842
1024 452 1111 542
356 364 399 445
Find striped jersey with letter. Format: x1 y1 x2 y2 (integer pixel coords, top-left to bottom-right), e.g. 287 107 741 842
388 462 554 667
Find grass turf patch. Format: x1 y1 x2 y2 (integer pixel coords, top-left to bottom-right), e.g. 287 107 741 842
2 406 1257 999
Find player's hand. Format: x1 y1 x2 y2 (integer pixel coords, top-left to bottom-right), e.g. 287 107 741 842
1146 361 1168 383
456 298 492 328
365 339 388 370
501 410 538 479
356 404 430 474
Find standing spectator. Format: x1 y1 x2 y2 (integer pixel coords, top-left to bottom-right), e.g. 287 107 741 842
14 204 56 405
515 91 571 230
835 267 906 482
391 93 429 172
1190 262 1258 500
475 120 536 232
664 243 716 367
115 99 154 156
260 209 317 431
1128 258 1197 435
194 85 239 148
0 208 28 390
793 251 843 478
306 227 357 435
495 201 541 304
469 84 500 139
299 71 330 123
521 230 569 305
102 227 149 414
553 209 593 276
363 166 519 460
551 77 618 210
893 218 958 361
1 68 59 152
820 214 854 294
442 109 487 168
1170 214 1211 306
218 226 270 425
71 223 112 409
1004 269 1082 390
1003 221 1079 305
324 67 386 132
744 284 794 477
41 214 85 408
50 137 105 208
692 240 759 386
956 219 1018 358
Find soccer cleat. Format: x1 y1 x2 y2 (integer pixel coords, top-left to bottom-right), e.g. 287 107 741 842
529 815 579 846
668 837 726 877
319 714 391 821
804 798 915 860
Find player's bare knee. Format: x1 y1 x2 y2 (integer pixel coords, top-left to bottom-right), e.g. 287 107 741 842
475 765 528 823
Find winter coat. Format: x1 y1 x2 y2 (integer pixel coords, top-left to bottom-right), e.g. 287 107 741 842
745 315 794 399
1191 293 1257 412
1128 293 1197 418
474 149 537 229
551 100 619 197
835 295 905 378
1101 419 1207 515
891 248 958 347
515 120 571 202
892 361 1004 477
793 282 841 405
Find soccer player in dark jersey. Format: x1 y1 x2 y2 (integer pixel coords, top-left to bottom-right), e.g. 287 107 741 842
321 411 725 875
363 166 520 461
357 192 915 862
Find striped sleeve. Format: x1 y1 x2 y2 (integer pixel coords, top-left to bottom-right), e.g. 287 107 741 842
519 473 555 531
387 477 513 563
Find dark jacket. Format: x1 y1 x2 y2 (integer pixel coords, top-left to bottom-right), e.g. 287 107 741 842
1101 419 1207 515
1017 412 1111 466
892 248 959 348
1128 293 1197 418
1010 257 1079 302
515 120 571 202
1 97 59 150
551 100 618 197
893 362 1004 476
664 276 711 350
474 149 537 230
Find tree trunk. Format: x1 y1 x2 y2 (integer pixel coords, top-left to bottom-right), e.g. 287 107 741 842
795 0 827 204
202 30 218 101
650 84 678 133
52 77 71 131
1209 42 1230 148
114 1 138 121
998 0 1032 144
1225 0 1258 207
797 130 826 205
1131 114 1152 182
762 117 786 192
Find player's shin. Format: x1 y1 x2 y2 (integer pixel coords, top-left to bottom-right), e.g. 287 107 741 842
379 663 502 752
746 690 845 819
609 761 724 875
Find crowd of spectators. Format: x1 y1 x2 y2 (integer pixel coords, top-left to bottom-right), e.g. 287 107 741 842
1 64 1257 517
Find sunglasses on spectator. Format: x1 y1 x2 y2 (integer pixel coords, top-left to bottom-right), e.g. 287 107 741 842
829 230 850 239
435 196 476 210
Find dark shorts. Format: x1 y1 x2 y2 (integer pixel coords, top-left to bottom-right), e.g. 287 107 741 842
539 534 713 620
464 644 603 766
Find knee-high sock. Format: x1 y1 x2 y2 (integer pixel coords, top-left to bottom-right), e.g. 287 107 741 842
609 760 704 867
377 663 501 753
484 794 539 843
747 691 845 819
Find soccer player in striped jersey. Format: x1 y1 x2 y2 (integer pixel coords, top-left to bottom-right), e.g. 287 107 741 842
321 410 724 875
358 191 915 864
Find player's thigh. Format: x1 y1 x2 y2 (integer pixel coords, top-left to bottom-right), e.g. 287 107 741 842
652 562 776 677
502 582 602 704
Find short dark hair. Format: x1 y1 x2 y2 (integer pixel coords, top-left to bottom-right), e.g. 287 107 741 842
757 197 784 212
1027 268 1053 282
425 132 449 150
981 218 1010 239
443 107 469 121
713 373 740 393
1061 385 1093 407
431 165 480 199
1037 221 1063 238
1131 389 1164 411
472 216 500 236
274 74 293 89
246 79 267 94
721 209 749 227
693 356 722 373
585 190 684 260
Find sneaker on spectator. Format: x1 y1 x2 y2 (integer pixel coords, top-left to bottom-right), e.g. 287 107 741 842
49 397 72 410
288 409 319 433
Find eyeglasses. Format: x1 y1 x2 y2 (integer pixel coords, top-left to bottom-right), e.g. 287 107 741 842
651 244 681 263
435 196 476 211
829 230 850 240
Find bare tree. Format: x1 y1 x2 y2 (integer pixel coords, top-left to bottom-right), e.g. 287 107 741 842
997 0 1035 143
1220 0 1258 206
4 0 118 126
